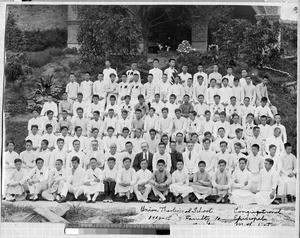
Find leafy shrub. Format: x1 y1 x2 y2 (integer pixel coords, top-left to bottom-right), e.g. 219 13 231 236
5 13 67 52
46 47 64 57
24 51 52 68
64 47 79 55
5 61 24 82
5 120 28 154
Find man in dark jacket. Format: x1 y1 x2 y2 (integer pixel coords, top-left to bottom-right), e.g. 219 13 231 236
133 142 153 172
169 140 183 174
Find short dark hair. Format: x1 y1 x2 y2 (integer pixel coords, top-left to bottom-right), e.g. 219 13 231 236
157 159 165 165
107 157 116 162
123 157 131 163
265 158 274 165
284 142 292 149
71 156 80 163
218 159 226 165
35 158 44 163
198 161 206 166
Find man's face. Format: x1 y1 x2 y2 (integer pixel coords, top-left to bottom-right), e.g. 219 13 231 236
169 96 175 103
121 111 128 119
76 128 82 136
55 161 63 171
246 77 251 84
198 65 203 72
121 75 127 82
199 163 205 172
140 160 147 170
108 160 115 169
219 163 226 172
31 127 38 135
77 109 83 117
36 160 44 170
244 98 250 106
234 80 239 86
232 116 239 124
46 127 53 134
92 130 99 138
231 98 236 105
108 129 114 137
262 78 268 85
48 96 53 102
285 146 292 154
62 111 67 119
270 146 277 155
184 96 189 103
239 160 246 170
203 140 210 150
236 131 242 139
189 113 195 120
93 97 99 103
150 131 156 139
220 115 225 122
57 141 64 149
98 74 104 81
33 111 39 118
241 70 247 78
153 61 159 68
213 65 218 71
162 110 168 118
105 60 111 68
72 160 79 169
187 143 194 151
92 141 98 150
210 80 216 87
78 95 83 102
264 161 272 170
223 80 228 87
252 147 258 155
176 162 183 170
136 111 142 119
141 143 148 152
73 141 80 150
170 143 176 152
90 159 97 169
110 144 117 153
131 63 137 70
123 160 131 169
133 75 139 82
15 162 22 170
136 130 142 138
274 129 281 137
197 77 204 85
149 109 154 116
48 112 54 120
220 143 227 152
191 135 198 143
110 75 116 83
162 136 168 145
148 75 153 83
214 97 220 104
85 73 90 81
154 94 160 102
108 110 114 117
275 115 281 124
198 96 204 103
122 130 129 138
205 113 211 120
62 93 68 100
187 79 192 86
70 75 75 82
253 128 260 137
25 142 32 151
61 128 68 136
158 145 165 154
175 111 181 119
125 143 133 153
162 75 167 82
182 66 187 73
157 163 165 171
261 117 267 125
219 129 225 137
41 141 47 150
169 60 175 67
138 98 144 104
227 68 233 75
174 77 180 84
176 134 183 142
234 145 241 154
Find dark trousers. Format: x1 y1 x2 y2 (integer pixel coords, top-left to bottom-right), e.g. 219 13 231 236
104 181 116 197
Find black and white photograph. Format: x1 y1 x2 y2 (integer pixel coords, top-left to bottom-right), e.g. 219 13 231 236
1 3 298 228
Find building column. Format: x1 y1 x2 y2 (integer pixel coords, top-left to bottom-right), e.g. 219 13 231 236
67 6 80 49
191 16 208 53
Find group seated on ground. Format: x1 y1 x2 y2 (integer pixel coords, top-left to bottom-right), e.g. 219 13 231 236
3 59 297 205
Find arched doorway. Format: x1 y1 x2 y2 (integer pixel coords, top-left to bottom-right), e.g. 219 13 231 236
147 6 192 53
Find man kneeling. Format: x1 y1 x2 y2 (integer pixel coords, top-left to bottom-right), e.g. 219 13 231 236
58 156 85 203
133 159 152 203
42 159 66 201
26 158 49 201
83 158 104 203
150 159 172 203
170 160 193 204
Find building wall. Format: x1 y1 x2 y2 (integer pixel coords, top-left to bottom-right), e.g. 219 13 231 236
7 5 68 31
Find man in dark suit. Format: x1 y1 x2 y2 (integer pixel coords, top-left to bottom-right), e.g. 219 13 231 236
169 140 183 174
133 142 153 172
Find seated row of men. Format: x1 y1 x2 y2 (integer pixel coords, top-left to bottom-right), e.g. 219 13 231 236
4 139 296 204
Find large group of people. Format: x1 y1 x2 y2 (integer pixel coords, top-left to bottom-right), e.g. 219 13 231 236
3 58 297 206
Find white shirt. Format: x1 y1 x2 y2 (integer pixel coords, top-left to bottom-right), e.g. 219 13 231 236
66 81 80 99
231 86 244 104
93 80 107 99
28 117 43 133
66 150 86 169
257 168 277 191
155 81 169 102
164 67 177 84
152 152 172 172
144 82 157 102
258 124 272 141
265 136 284 156
168 83 185 102
103 67 118 85
126 69 141 83
255 105 273 118
270 123 287 143
193 71 208 87
41 133 57 148
149 67 163 84
219 86 232 105
133 169 152 185
118 82 131 99
183 150 200 174
178 72 192 86
66 167 85 188
205 87 220 105
36 149 52 168
26 166 49 182
158 116 173 136
223 74 235 87
209 72 222 86
50 148 68 168
144 114 159 132
103 166 118 180
194 103 208 117
193 83 207 102
41 102 58 117
26 134 42 148
79 80 93 102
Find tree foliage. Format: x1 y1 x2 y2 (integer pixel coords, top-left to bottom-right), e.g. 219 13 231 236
76 6 142 62
212 18 281 67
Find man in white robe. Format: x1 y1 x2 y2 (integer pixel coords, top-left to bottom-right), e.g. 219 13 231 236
133 160 152 202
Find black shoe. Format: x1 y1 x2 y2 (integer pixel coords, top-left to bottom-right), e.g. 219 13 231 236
272 200 280 205
178 196 183 204
195 199 199 204
161 199 167 203
175 196 180 204
58 197 67 203
86 200 92 203
124 197 129 203
202 199 208 204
